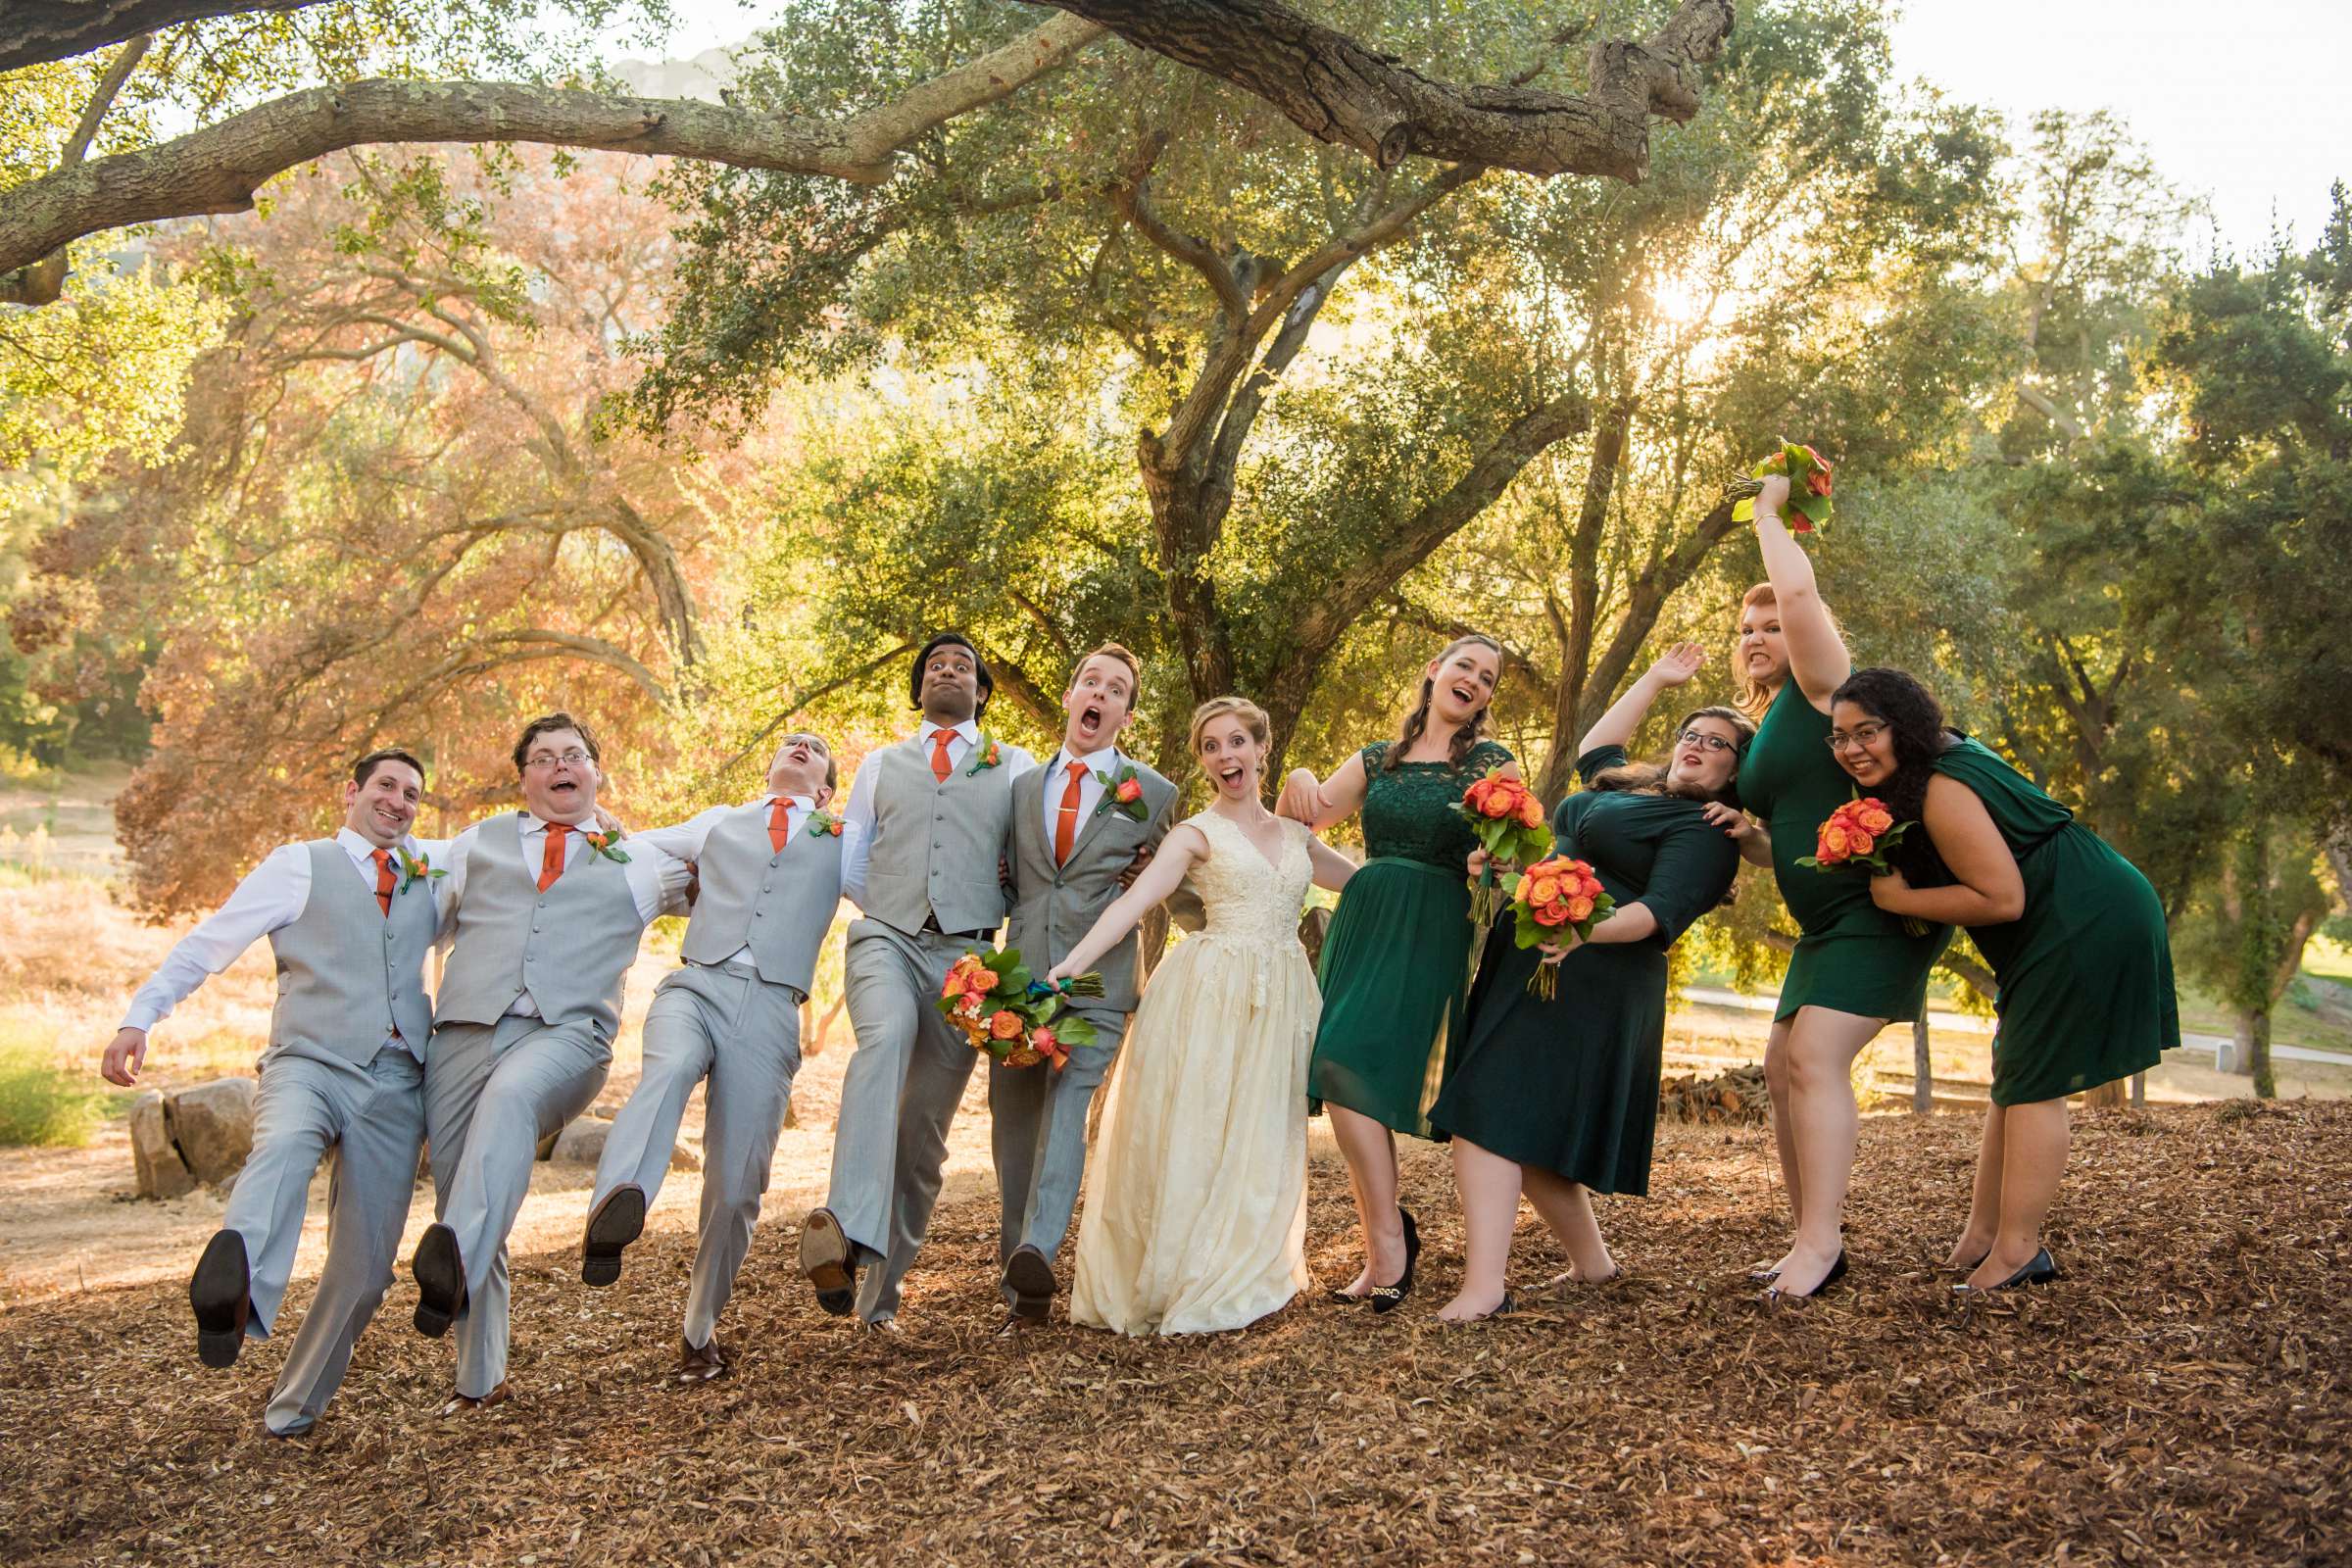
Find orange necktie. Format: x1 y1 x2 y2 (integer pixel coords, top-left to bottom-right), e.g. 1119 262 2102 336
1053 760 1088 866
929 728 955 783
768 798 792 855
371 848 395 916
537 822 571 893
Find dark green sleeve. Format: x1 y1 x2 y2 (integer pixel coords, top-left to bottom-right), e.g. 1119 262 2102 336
1469 739 1514 772
1552 794 1590 860
1575 745 1629 788
1633 808 1741 945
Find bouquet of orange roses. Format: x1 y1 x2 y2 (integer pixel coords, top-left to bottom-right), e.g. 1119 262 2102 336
1796 794 1928 935
1504 854 1616 1000
1728 439 1835 533
1453 767 1554 925
937 950 1105 1069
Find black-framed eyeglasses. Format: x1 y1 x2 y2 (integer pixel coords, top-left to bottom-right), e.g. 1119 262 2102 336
1825 723 1887 754
1676 729 1739 755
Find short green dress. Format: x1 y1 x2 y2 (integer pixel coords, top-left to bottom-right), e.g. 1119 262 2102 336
1429 748 1740 1195
1736 680 1950 1021
1308 737 1512 1138
1925 737 2178 1104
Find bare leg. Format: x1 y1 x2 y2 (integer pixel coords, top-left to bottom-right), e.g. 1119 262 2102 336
1947 1104 2005 1269
1964 1098 2069 1289
1327 1104 1404 1296
1771 1006 1886 1297
1437 1139 1519 1321
1760 1016 1799 1270
1520 1166 1615 1284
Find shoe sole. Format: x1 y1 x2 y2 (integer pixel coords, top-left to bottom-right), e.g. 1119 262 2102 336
413 1224 464 1338
189 1230 250 1369
1004 1248 1056 1320
581 1186 646 1288
799 1209 856 1316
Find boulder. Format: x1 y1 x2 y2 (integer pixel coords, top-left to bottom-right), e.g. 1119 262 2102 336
669 1140 702 1173
550 1115 612 1165
127 1091 196 1200
167 1077 257 1186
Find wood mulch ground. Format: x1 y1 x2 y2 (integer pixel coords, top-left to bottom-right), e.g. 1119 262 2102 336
1 1101 2343 1566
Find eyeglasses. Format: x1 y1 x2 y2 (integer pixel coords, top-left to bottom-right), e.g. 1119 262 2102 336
1676 729 1739 755
524 749 592 771
1824 723 1886 754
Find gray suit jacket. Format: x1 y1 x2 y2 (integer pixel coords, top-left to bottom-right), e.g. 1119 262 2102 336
1004 756 1179 1013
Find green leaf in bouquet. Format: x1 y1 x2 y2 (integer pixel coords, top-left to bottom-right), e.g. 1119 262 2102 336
1055 1013 1100 1050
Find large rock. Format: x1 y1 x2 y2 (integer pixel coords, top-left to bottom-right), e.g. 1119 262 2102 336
550 1115 612 1166
127 1091 196 1200
167 1077 257 1186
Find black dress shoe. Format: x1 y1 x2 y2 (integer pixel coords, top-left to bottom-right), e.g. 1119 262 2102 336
412 1223 466 1338
1760 1247 1847 1306
799 1207 858 1316
581 1184 646 1288
190 1229 252 1369
1954 1247 2060 1298
1366 1206 1420 1317
1003 1245 1056 1322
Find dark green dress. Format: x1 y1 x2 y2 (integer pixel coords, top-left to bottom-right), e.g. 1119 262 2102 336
1736 680 1950 1021
1428 748 1740 1195
1926 738 2178 1104
1308 738 1513 1138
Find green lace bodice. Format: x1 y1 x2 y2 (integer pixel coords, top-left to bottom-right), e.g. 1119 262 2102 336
1357 738 1515 868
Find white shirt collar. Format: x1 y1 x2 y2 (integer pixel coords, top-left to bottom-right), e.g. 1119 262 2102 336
918 717 980 746
760 793 816 811
334 826 400 860
1055 743 1122 776
520 810 594 835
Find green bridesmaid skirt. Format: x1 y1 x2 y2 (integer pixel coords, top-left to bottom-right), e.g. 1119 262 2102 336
1308 856 1476 1139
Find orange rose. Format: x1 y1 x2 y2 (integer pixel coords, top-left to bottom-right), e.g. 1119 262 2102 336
956 992 984 1018
1805 465 1833 498
1479 789 1514 819
1532 903 1570 927
1116 777 1143 803
1855 803 1893 835
1528 875 1562 906
971 968 1000 994
1847 831 1875 857
1565 895 1594 922
988 1009 1022 1040
1515 796 1544 829
1821 822 1851 858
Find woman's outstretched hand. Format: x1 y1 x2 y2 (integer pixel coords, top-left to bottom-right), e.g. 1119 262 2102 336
1274 767 1322 822
1648 642 1706 687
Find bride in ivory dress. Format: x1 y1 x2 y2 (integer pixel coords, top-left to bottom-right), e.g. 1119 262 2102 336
1044 697 1356 1335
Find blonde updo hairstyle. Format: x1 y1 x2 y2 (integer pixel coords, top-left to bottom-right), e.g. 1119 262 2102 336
1187 696 1272 770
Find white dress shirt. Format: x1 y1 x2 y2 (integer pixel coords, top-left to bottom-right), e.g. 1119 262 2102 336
631 794 818 968
840 719 1035 910
121 827 442 1058
1040 743 1125 848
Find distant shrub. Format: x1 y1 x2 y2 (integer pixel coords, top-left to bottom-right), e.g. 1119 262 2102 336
0 1038 120 1148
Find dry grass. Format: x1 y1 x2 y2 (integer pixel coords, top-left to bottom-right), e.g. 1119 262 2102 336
0 1102 2341 1566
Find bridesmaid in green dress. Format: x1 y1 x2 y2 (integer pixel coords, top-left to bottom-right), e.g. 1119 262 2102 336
1429 644 1747 1323
1277 634 1516 1311
1825 666 2177 1294
1718 473 1951 1302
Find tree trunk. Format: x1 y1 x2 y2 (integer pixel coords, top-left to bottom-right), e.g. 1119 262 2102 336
2232 1006 2276 1099
2082 1077 2127 1109
1910 1013 1932 1115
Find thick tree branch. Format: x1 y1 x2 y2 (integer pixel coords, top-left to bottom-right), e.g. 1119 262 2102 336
0 0 316 72
0 16 1106 283
1028 0 1732 178
2 29 150 304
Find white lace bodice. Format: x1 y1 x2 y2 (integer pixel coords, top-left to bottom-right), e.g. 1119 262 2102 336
1180 809 1313 947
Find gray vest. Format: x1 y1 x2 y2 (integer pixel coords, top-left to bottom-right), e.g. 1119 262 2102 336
858 736 1020 938
435 814 649 1039
1005 758 1179 1013
678 801 844 995
267 838 437 1065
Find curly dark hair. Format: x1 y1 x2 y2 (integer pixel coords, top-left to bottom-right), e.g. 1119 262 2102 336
1828 667 1951 882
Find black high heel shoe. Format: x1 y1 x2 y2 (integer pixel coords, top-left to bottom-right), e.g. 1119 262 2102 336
1760 1247 1847 1306
1953 1247 2060 1300
1365 1207 1420 1316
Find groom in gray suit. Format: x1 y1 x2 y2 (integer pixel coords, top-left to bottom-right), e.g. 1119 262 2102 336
576 730 845 1381
994 644 1179 1324
800 632 1034 1327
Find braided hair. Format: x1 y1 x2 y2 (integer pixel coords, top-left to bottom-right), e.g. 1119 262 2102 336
1381 634 1501 774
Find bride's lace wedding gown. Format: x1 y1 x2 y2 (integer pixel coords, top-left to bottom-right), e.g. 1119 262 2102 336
1070 809 1320 1335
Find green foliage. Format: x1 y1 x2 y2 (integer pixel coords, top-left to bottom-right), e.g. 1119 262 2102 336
0 1034 121 1148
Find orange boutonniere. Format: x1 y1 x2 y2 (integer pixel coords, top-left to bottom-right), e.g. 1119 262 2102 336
806 808 846 838
581 827 632 865
964 735 1004 777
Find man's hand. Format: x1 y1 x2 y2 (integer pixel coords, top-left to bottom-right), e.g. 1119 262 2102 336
999 855 1016 898
101 1027 149 1087
1118 843 1154 890
593 803 624 835
683 859 701 908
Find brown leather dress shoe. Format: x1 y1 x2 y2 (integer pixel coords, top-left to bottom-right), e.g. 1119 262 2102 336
676 1337 727 1383
435 1381 511 1418
799 1207 858 1316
